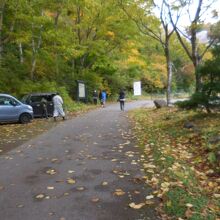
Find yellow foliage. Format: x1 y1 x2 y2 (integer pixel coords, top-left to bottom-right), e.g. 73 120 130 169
106 31 115 39
44 10 56 18
203 51 213 60
127 41 135 47
118 40 147 68
127 55 146 67
143 74 165 89
130 48 140 56
151 54 166 64
152 63 166 74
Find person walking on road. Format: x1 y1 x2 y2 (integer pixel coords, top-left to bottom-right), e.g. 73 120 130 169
41 97 48 119
53 93 65 121
100 90 107 108
99 89 102 104
118 89 125 111
93 90 98 105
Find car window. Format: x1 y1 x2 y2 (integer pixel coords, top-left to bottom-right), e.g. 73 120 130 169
0 97 18 106
30 96 43 103
47 95 54 102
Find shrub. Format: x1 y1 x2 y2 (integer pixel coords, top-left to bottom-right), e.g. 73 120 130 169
176 45 220 113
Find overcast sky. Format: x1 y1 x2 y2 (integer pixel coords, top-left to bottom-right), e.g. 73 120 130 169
153 0 220 27
152 0 220 42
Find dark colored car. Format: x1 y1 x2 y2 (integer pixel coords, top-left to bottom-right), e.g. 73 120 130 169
0 94 33 123
21 93 57 117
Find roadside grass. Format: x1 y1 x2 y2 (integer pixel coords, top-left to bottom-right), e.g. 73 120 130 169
65 101 97 115
129 108 220 220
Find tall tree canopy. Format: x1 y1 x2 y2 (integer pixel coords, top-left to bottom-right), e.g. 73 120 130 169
0 0 218 100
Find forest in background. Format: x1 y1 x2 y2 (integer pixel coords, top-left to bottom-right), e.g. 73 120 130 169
0 0 219 102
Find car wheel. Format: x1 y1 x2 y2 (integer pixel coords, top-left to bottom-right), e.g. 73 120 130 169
19 113 31 124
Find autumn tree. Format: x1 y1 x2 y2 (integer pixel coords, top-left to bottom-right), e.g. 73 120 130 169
119 0 181 104
167 0 219 92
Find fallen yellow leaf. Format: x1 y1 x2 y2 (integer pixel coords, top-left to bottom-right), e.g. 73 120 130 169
35 194 45 199
46 169 56 175
67 178 76 184
213 194 220 198
114 189 126 196
68 170 75 174
91 197 100 202
47 186 54 190
77 187 85 191
129 202 145 209
146 195 154 200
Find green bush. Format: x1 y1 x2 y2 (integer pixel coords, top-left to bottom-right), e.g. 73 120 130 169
176 45 220 113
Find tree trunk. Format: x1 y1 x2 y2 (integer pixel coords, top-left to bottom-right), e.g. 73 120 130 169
191 22 201 92
54 11 60 77
30 55 36 80
192 54 202 92
30 27 36 81
18 42 24 63
0 3 5 66
164 40 172 106
195 65 201 92
30 22 42 80
76 6 81 44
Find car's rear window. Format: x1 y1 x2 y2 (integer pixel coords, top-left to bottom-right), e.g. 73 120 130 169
30 96 43 103
46 95 53 102
30 95 54 103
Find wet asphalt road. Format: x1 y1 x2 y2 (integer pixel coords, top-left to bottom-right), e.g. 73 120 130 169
0 100 160 220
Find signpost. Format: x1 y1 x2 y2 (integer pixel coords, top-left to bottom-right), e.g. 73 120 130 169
76 80 87 102
133 81 141 96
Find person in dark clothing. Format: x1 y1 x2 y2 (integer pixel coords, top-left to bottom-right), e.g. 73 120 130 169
118 89 125 111
93 90 98 105
41 97 48 119
99 90 102 104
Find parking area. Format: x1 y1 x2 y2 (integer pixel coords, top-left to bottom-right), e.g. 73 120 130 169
0 118 57 155
0 106 94 155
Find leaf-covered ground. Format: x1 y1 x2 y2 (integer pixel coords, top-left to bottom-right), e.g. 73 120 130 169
0 105 95 155
129 108 220 220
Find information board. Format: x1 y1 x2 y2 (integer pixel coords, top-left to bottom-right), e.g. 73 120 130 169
78 82 85 98
133 81 141 96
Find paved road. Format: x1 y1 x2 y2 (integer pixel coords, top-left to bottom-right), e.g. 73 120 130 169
0 100 160 220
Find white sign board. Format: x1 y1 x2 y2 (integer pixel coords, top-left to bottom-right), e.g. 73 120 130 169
133 81 141 96
78 82 85 98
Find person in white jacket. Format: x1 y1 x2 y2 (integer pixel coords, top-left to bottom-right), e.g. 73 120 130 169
52 93 65 121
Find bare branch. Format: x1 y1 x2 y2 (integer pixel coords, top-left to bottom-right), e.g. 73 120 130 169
167 1 193 60
175 26 190 40
197 0 216 21
193 0 203 23
119 2 164 45
160 1 166 30
200 38 216 59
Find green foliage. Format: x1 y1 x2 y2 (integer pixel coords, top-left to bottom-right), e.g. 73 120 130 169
208 152 217 164
175 92 208 109
176 43 220 112
0 0 198 101
165 188 212 220
1 0 146 99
